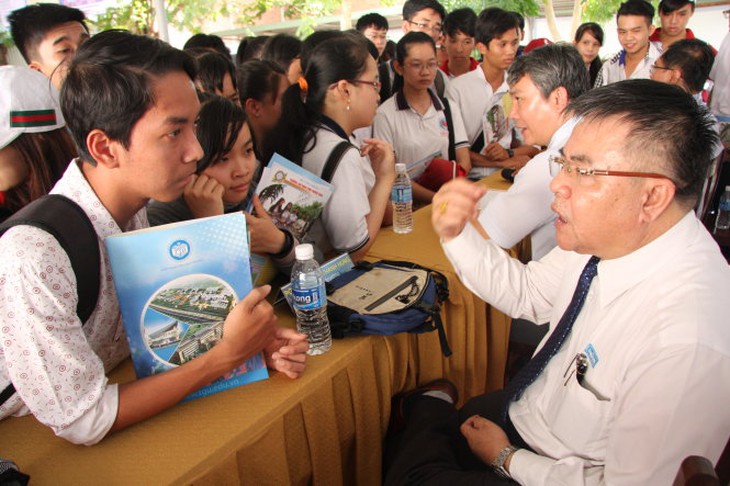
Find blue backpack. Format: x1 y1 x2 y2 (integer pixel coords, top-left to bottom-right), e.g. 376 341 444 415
325 260 452 356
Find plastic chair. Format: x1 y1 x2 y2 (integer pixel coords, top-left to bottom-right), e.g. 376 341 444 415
674 456 720 486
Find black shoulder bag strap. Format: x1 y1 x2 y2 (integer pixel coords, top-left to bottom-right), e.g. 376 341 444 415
321 141 356 184
434 69 446 98
0 194 101 406
471 129 485 154
378 260 452 357
378 61 393 103
441 97 456 162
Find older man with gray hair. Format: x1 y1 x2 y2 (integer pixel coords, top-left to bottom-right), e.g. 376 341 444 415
384 80 730 485
478 42 588 261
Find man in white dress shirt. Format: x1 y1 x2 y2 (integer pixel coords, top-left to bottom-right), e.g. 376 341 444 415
479 43 588 261
0 31 308 445
384 80 730 485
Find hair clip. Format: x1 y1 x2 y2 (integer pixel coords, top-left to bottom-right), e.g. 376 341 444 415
297 76 309 103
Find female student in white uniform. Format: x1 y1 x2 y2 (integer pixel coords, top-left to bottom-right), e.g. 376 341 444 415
373 32 471 205
264 35 395 262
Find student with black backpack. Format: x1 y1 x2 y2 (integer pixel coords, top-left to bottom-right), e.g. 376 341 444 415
0 31 308 446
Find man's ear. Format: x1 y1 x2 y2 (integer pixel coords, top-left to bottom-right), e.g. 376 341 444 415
648 23 656 37
550 86 570 112
86 129 122 169
640 179 676 223
670 68 684 87
476 42 488 56
28 61 45 76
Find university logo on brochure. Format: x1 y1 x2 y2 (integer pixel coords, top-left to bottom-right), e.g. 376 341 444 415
169 239 191 260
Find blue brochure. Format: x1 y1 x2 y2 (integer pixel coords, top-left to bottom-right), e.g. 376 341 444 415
105 213 268 401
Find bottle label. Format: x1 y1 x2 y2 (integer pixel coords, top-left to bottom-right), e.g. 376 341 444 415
391 186 412 204
292 283 326 310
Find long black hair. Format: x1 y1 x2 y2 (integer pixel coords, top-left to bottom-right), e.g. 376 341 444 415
261 34 302 74
236 59 285 104
575 23 604 87
262 36 369 164
195 94 247 173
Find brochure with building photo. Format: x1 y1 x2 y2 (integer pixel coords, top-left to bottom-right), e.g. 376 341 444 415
105 213 268 401
251 153 334 241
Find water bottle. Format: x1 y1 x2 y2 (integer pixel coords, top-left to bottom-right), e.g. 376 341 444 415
290 244 332 355
392 163 413 234
715 185 730 231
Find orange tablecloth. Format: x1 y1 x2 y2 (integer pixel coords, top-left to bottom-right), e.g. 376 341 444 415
0 174 514 485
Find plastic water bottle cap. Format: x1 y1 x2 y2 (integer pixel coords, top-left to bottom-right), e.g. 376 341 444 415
295 243 314 261
395 163 407 173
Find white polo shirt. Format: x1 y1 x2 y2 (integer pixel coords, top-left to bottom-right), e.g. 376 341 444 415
301 119 375 256
594 41 662 88
373 90 469 180
445 66 513 178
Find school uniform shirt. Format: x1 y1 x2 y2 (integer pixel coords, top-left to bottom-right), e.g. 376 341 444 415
445 66 513 179
649 28 718 54
352 126 374 148
302 121 375 256
0 159 147 445
593 41 662 88
439 57 480 79
442 211 730 485
479 117 578 261
373 90 469 180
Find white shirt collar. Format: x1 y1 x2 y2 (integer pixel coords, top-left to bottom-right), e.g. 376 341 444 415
595 211 700 308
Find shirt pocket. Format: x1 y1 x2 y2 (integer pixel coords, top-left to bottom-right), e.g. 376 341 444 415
545 376 614 456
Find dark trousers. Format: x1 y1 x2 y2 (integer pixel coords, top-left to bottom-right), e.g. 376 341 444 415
383 390 519 486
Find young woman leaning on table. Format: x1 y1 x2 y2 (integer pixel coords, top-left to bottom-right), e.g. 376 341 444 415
147 94 298 267
264 34 396 262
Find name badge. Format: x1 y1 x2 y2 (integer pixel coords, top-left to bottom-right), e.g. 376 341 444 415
584 343 599 368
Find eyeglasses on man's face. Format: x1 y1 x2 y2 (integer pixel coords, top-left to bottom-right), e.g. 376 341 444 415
549 155 673 182
408 19 442 34
650 63 673 75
